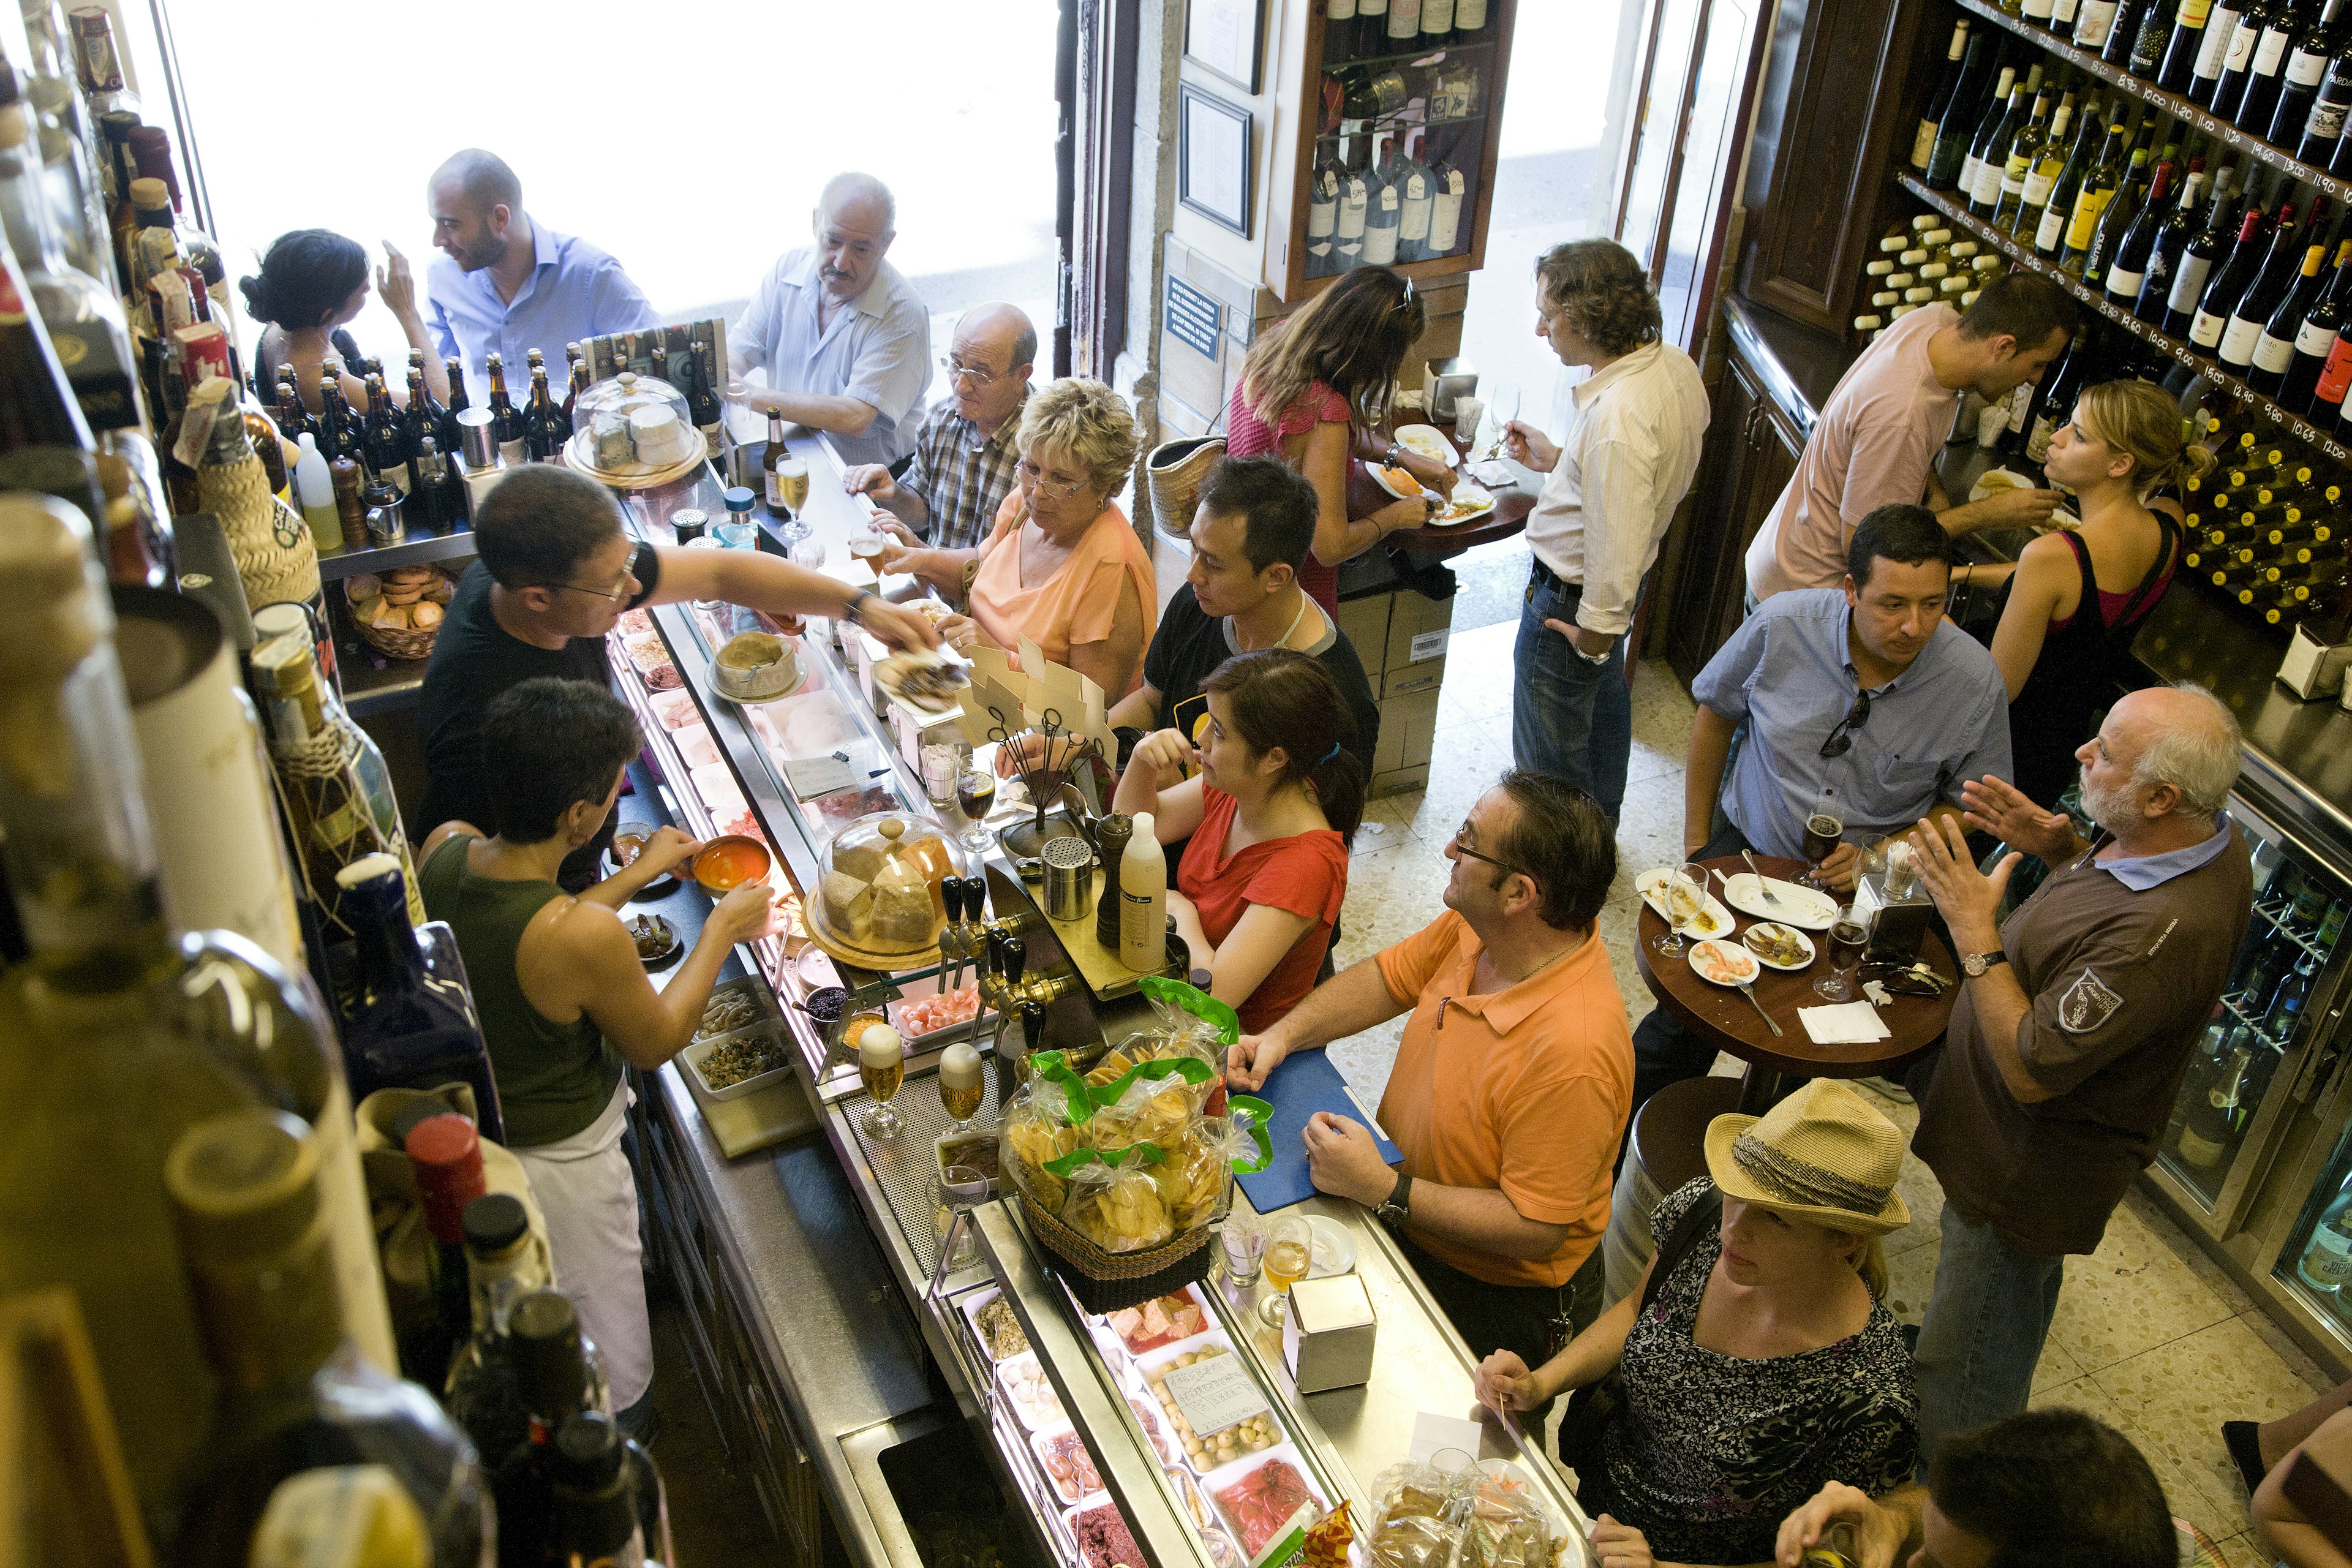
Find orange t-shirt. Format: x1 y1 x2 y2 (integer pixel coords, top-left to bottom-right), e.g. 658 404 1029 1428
969 494 1158 695
1374 911 1634 1289
1176 786 1348 1034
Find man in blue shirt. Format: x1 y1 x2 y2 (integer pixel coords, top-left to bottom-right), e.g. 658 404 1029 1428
729 172 932 471
1629 505 2011 1112
424 149 660 399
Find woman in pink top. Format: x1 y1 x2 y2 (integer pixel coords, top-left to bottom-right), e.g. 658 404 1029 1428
880 378 1158 696
1229 267 1454 612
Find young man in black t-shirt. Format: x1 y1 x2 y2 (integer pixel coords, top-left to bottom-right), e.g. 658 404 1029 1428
417 465 937 888
1116 456 1381 767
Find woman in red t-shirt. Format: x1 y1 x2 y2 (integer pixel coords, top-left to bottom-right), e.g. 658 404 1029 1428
1227 266 1455 614
1112 650 1362 1033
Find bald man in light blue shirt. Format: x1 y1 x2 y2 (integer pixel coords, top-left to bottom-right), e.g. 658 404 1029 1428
729 172 932 470
424 149 660 399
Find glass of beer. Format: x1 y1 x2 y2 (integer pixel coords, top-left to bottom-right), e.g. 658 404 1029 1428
938 1039 986 1131
774 456 810 513
859 1023 907 1139
1801 1522 1862 1568
956 768 997 851
1654 864 1706 956
1801 787 1845 888
1258 1216 1313 1327
1818 910 1871 1001
848 530 889 576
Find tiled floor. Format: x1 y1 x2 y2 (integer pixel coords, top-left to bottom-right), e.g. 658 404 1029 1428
1327 620 2334 1564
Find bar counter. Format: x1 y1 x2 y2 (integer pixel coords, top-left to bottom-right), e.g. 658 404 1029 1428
609 432 1597 1568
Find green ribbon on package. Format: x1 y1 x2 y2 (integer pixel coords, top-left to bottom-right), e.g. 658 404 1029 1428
1140 974 1240 1044
1022 1047 1273 1177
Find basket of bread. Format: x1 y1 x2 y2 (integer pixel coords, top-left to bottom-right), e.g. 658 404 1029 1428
1001 979 1271 1313
346 565 458 661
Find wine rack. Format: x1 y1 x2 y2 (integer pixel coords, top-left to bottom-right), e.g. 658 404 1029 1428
1895 173 2352 462
1951 0 2352 208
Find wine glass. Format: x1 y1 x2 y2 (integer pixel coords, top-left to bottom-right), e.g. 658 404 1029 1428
1482 383 1522 461
955 768 997 851
1654 863 1706 957
858 1023 907 1140
1802 787 1845 889
1258 1216 1313 1327
1817 908 1871 1002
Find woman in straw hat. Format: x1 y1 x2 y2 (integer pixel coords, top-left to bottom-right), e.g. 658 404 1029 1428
1476 1080 1918 1568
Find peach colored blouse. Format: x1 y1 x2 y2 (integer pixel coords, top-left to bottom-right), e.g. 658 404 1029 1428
969 493 1158 694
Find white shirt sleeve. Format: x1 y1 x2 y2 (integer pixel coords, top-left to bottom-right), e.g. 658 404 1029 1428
731 263 783 375
1572 436 1667 637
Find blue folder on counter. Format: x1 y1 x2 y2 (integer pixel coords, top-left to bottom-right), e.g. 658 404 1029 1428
1234 1049 1403 1214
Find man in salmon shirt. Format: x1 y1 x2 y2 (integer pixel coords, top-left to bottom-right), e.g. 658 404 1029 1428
1227 770 1630 1390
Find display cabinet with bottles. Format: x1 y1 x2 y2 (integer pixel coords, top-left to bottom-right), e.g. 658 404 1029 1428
1272 1 1521 300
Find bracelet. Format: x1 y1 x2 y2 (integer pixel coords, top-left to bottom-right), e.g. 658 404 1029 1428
1384 443 1404 469
843 589 875 626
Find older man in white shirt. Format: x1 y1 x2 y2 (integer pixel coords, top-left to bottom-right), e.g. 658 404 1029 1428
1501 239 1708 822
729 172 933 470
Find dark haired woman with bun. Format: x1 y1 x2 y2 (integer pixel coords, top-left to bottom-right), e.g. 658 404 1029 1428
1112 649 1362 1031
239 230 448 412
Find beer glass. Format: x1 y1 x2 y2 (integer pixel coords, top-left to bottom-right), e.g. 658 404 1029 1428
1259 1216 1312 1327
859 1024 907 1139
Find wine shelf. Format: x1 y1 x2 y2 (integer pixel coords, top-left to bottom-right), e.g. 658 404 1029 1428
1894 172 2352 462
1950 0 2352 206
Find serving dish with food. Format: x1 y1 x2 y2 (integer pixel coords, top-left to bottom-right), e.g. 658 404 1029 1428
1634 867 1735 939
1720 872 1838 930
692 834 772 894
680 1019 793 1102
605 824 679 897
627 913 680 968
1688 937 1762 988
1425 477 1496 527
1392 424 1460 468
1740 921 1817 971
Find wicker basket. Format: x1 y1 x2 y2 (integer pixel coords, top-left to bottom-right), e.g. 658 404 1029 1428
347 566 458 662
1144 435 1227 541
1018 1191 1213 1314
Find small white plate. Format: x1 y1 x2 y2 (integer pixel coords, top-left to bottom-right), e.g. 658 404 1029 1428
1427 478 1497 528
1740 921 1817 971
1688 938 1762 988
1720 872 1839 930
1305 1215 1356 1278
1393 423 1461 469
1370 463 1434 502
1635 869 1735 940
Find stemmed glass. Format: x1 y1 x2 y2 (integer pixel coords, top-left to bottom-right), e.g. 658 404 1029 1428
1482 383 1522 461
955 767 997 851
858 1024 907 1140
1654 863 1707 957
1258 1216 1313 1327
1817 908 1871 1001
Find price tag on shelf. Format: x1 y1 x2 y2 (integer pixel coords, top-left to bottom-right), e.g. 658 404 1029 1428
1162 1353 1272 1438
783 751 860 797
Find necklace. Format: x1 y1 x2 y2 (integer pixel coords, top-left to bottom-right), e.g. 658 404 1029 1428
1235 592 1310 654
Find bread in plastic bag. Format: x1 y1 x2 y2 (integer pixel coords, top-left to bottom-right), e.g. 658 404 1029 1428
1061 1148 1174 1254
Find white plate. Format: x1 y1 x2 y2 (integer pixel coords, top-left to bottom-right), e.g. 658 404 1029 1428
1370 462 1434 502
1635 868 1735 940
1688 938 1762 988
1427 478 1497 528
1739 921 1817 971
1720 871 1839 930
1393 423 1461 468
1305 1215 1356 1279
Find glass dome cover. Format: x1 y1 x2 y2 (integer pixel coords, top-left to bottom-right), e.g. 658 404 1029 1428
813 810 968 956
564 371 704 483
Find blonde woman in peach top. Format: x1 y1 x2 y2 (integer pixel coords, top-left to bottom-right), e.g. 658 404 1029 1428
878 378 1156 696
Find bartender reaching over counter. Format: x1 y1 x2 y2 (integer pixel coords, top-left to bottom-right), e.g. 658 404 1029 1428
420 677 784 1437
1112 649 1358 1033
415 464 938 891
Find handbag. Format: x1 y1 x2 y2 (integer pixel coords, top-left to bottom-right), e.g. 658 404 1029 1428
1144 428 1226 541
1553 1185 1723 1482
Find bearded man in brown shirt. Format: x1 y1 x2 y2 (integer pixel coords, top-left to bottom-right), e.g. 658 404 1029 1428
1901 684 2252 1465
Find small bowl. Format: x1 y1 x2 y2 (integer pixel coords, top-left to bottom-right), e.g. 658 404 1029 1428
606 825 679 899
628 913 681 968
692 834 772 895
802 984 850 1025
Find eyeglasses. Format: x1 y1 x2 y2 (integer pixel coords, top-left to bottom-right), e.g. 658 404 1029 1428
940 353 1006 388
1819 690 1873 759
539 562 639 605
1449 821 1537 889
1016 459 1090 502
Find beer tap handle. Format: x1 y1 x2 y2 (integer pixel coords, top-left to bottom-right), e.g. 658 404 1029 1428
986 925 1012 981
962 875 989 929
940 878 965 987
1017 1000 1046 1059
1000 935 1027 990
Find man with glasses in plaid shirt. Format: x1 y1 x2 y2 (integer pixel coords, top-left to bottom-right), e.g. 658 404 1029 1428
841 302 1033 551
1628 505 2011 1113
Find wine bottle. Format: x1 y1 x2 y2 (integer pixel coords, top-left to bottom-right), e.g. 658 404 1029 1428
2157 0 2223 94
1306 153 1342 276
524 361 565 462
2297 1185 2352 1292
685 331 723 464
1915 19 1973 172
2299 43 2352 164
2177 1047 2255 1166
2078 0 2126 47
361 371 409 494
1324 0 1360 61
447 1193 608 1469
2083 146 2153 288
2192 0 2251 102
0 491 393 1538
396 1110 486 1394
2252 238 2343 392
2164 166 2242 333
2035 100 2108 257
2273 0 2350 144
2106 0 2155 59
1363 135 1404 265
1929 33 1997 189
1961 64 2022 208
2027 331 2093 462
65 6 139 119
2106 160 2177 307
1971 73 2036 216
2060 121 2133 274
2017 99 2081 243
165 1108 491 1568
2132 0 2181 74
1428 161 1466 258
405 369 447 465
1453 0 1490 43
333 854 502 1143
486 350 525 466
1356 0 1389 58
551 1414 658 1568
0 85 138 437
2297 274 2352 417
439 355 469 460
2135 164 2205 321
2189 200 2276 355
2218 198 2313 372
1994 88 2057 233
1420 0 1455 46
494 1292 676 1568
1386 0 1421 46
187 377 320 612
2217 0 2286 119
1335 164 1370 267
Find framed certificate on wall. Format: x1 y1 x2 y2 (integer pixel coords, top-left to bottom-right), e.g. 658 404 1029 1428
1178 86 1254 238
1184 0 1264 94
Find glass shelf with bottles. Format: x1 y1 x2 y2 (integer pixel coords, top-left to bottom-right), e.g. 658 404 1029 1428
2280 1132 2352 1319
1305 129 1480 279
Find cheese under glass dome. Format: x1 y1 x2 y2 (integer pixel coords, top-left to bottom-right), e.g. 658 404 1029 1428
811 810 967 958
564 371 705 486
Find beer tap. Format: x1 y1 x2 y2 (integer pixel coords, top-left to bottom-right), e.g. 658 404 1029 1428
986 932 1026 1065
940 876 967 990
960 875 989 982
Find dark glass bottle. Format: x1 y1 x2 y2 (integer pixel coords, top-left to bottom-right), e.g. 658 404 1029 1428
2130 0 2180 75
318 374 363 466
2217 0 2288 123
0 238 92 454
486 350 525 466
447 1194 608 1469
440 355 470 458
331 853 505 1144
2297 37 2352 163
2164 168 2245 334
2106 159 2177 308
1959 63 2021 210
2135 163 2204 322
2188 200 2278 356
2082 146 2154 288
524 363 565 462
274 372 315 447
1913 19 1973 173
2218 198 2316 372
406 364 448 459
1928 32 1996 189
2026 330 2092 464
361 371 410 494
2106 0 2157 62
399 1110 485 1393
2272 0 2350 144
1970 77 2034 217
687 332 723 465
2287 243 2352 412
2250 238 2342 391
2034 100 2106 256
2157 0 2224 94
2059 120 2134 274
494 1292 674 1568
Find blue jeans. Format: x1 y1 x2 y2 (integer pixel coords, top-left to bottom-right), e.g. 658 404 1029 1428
1512 571 1634 821
1913 1201 2066 1468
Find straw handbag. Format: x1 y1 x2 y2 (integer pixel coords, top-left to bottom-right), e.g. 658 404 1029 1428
1144 433 1226 541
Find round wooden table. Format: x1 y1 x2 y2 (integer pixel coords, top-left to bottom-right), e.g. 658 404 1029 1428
1389 486 1534 556
1633 854 1958 1115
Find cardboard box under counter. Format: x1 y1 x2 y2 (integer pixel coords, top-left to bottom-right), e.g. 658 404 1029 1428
1281 1273 1376 1393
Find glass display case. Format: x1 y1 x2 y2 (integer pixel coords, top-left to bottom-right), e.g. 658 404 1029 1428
2149 799 2352 1231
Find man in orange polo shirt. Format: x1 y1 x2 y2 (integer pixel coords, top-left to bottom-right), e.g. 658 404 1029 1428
1228 770 1632 1379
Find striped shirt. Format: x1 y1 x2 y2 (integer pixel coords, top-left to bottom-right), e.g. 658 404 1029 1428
1526 338 1711 636
903 392 1026 551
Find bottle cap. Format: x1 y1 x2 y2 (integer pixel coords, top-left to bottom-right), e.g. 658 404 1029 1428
511 1289 590 1418
164 1108 320 1263
462 1191 529 1254
405 1112 485 1246
723 485 756 516
554 1411 627 1483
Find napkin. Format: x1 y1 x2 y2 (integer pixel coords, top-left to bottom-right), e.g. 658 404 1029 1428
1800 1002 1892 1045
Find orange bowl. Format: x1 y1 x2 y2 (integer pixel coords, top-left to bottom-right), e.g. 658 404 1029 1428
693 834 771 894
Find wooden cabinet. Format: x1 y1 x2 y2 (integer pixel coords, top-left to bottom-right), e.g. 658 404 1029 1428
1665 353 1801 682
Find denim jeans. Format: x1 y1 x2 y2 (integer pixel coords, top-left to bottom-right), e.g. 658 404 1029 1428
1627 816 1756 1115
1512 572 1634 823
1913 1201 2067 1468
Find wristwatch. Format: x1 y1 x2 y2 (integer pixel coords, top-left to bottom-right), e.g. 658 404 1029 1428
1374 1170 1412 1226
1961 950 2010 978
843 589 876 627
1570 635 1612 666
